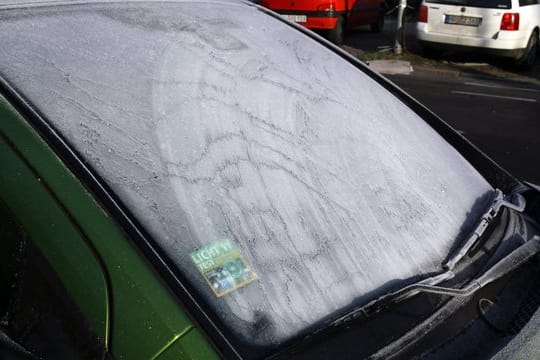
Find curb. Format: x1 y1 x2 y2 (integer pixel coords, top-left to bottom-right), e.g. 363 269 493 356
411 64 462 77
367 60 414 75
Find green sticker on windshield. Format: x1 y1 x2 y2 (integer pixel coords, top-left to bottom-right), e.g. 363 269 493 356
191 239 258 297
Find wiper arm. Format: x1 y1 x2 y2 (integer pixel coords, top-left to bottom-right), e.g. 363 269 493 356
443 189 526 270
389 235 540 297
331 236 540 327
329 189 527 327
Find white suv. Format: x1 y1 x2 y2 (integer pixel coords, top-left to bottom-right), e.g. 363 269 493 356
416 0 540 68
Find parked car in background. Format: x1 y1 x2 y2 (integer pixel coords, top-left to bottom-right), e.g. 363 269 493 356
416 0 540 69
2 1 540 359
258 0 386 43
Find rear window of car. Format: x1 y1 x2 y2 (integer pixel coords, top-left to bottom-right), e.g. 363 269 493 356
0 0 493 353
426 0 512 8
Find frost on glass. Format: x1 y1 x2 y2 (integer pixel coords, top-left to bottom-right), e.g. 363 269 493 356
0 2 493 345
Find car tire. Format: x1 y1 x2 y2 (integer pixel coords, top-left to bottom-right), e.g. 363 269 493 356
328 15 344 44
515 31 538 70
370 13 384 33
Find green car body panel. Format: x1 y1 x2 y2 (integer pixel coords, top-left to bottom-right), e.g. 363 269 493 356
0 95 220 359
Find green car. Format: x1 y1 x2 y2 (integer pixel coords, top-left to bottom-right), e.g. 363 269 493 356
2 1 540 359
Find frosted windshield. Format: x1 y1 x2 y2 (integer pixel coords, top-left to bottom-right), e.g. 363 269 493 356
0 1 493 346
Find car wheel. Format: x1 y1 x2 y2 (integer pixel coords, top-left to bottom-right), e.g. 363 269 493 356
328 15 344 44
370 13 384 33
515 31 538 70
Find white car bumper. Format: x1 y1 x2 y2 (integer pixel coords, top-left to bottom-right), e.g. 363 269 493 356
416 23 529 53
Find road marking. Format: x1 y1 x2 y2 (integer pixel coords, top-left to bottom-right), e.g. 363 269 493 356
464 81 540 94
451 90 537 103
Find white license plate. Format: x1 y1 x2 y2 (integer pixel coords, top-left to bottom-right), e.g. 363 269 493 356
281 14 307 23
444 15 482 27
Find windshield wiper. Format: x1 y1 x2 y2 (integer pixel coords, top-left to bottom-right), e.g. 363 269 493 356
276 190 532 359
330 235 539 329
328 189 527 327
443 189 525 270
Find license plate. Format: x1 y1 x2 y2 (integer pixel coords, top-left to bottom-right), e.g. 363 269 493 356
281 14 307 23
444 15 482 26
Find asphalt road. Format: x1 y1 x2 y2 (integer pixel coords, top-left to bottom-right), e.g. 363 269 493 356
387 72 540 184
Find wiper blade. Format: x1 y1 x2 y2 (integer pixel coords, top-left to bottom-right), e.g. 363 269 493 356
390 235 540 297
331 236 540 327
329 189 527 327
443 189 526 270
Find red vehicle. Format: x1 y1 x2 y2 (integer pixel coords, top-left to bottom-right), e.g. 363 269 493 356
259 0 386 43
